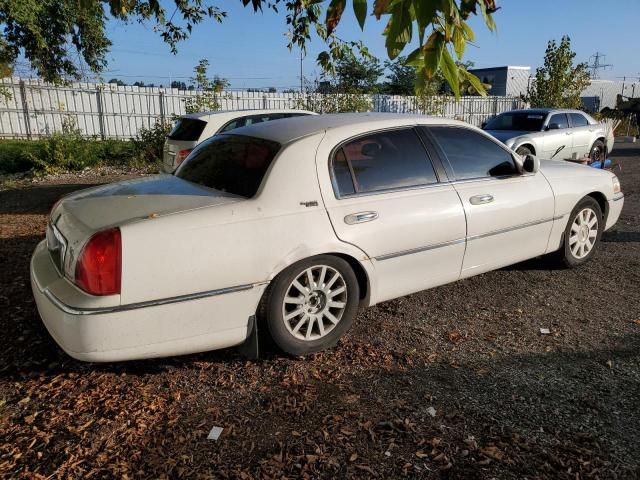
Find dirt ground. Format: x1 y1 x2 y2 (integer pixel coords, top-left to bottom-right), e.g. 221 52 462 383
1 147 639 479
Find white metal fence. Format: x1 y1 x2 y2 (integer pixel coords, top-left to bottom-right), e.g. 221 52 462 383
0 77 527 140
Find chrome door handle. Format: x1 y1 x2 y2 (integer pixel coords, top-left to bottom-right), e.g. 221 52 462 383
344 211 378 225
469 194 494 205
565 132 572 135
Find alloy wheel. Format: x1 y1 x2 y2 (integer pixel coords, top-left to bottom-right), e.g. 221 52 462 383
569 208 598 259
282 265 348 341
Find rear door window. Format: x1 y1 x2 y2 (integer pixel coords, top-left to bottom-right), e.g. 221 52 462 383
428 126 518 180
176 135 281 198
168 118 207 141
331 128 438 196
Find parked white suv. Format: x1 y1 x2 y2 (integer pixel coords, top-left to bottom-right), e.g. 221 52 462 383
162 109 316 172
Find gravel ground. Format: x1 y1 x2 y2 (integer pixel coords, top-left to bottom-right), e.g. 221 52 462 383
0 147 639 479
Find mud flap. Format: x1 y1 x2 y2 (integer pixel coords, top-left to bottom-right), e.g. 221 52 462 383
237 315 259 359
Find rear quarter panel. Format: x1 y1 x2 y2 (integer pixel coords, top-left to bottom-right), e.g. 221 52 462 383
119 133 374 306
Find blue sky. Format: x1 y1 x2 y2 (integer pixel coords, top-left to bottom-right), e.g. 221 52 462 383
103 0 639 89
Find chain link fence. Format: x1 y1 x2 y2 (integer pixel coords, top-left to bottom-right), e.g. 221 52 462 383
0 78 528 140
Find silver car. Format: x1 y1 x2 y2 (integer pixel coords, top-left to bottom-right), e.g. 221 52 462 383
483 108 614 161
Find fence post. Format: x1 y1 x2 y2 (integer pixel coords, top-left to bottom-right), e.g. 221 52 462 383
19 80 32 140
159 91 166 125
262 94 267 109
96 87 106 140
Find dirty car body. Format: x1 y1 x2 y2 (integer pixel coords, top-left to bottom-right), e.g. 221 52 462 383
31 113 624 361
483 108 614 160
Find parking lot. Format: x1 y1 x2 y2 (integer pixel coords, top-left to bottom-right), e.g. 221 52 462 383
1 144 639 478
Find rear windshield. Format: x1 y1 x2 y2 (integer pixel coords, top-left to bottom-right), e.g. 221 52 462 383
484 112 546 132
175 135 281 198
168 118 207 141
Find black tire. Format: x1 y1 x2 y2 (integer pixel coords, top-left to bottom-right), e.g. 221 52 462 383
590 139 605 163
516 145 533 157
558 197 603 268
263 255 360 356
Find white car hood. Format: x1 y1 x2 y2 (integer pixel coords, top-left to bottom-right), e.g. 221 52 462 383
484 129 534 143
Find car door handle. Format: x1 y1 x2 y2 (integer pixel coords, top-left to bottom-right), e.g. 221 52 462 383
469 194 494 205
565 132 572 135
344 211 378 225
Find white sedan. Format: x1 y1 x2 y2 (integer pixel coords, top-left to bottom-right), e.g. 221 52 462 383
31 114 624 362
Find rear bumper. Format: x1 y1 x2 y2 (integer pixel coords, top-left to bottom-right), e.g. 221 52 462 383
605 193 624 231
30 240 264 362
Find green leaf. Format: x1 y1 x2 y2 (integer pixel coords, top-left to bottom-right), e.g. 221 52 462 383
460 20 474 41
384 1 412 60
325 0 347 36
353 0 367 29
422 31 444 78
462 69 488 96
452 26 465 59
412 0 437 44
440 48 460 98
404 45 424 67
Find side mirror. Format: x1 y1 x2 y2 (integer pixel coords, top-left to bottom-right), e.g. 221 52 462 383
481 121 487 129
523 154 540 174
546 122 561 130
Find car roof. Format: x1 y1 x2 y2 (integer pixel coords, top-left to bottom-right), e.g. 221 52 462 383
502 108 588 115
223 112 470 145
180 109 316 122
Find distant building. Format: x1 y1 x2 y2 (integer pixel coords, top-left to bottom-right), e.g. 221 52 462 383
468 65 637 112
468 66 531 97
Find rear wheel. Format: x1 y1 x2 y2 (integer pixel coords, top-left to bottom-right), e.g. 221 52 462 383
263 255 360 356
559 197 603 267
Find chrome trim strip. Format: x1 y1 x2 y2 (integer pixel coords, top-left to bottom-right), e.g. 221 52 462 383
375 238 466 261
467 217 555 242
375 216 562 261
43 284 254 316
613 193 624 202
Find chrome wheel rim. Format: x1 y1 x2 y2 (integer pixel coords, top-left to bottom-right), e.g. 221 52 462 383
282 265 347 341
569 208 598 259
591 145 602 162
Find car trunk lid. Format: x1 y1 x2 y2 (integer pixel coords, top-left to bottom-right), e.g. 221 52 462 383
48 175 242 276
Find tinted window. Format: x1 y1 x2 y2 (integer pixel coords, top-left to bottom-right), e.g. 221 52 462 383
484 112 545 131
219 118 247 133
331 128 437 196
569 113 589 127
429 127 517 180
176 135 280 198
168 118 207 141
548 113 569 129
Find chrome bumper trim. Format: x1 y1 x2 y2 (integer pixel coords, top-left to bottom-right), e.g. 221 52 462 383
42 284 254 316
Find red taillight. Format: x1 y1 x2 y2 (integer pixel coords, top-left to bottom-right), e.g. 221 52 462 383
75 228 121 296
176 149 192 166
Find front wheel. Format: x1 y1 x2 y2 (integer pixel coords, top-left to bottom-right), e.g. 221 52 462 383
516 145 533 157
590 139 605 163
263 255 360 356
559 197 603 267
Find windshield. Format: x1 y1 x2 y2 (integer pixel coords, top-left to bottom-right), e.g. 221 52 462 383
484 112 546 132
168 118 207 141
175 135 281 198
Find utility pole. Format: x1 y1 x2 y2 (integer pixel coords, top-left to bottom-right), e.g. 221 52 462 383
300 48 304 93
587 52 613 79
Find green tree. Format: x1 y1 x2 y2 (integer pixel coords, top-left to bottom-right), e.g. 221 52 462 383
185 59 229 113
171 80 187 90
0 1 498 96
108 78 126 86
527 36 591 109
382 56 419 95
334 52 383 93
